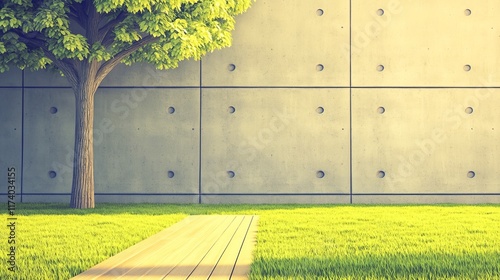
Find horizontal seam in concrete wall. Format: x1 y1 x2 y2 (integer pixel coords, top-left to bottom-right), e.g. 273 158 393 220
201 86 351 89
99 86 200 89
353 193 500 196
14 86 500 89
17 193 199 196
22 86 201 89
352 86 500 89
9 193 500 196
16 193 352 196
23 86 72 89
201 193 351 196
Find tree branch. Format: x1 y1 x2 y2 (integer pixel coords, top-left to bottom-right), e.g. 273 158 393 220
97 11 127 43
101 31 116 47
86 2 100 45
96 35 159 85
74 2 88 29
14 31 79 88
22 31 41 39
68 12 84 29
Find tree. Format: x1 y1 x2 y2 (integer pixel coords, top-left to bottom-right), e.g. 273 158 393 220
0 0 253 208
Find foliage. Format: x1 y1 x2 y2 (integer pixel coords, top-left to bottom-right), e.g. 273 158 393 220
0 204 499 279
0 0 252 76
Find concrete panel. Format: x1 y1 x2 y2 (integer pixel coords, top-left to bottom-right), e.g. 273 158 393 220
22 194 199 203
24 69 70 87
352 89 500 194
100 60 200 87
201 89 350 195
95 194 198 203
353 195 500 204
25 60 199 87
23 89 75 193
202 195 350 204
22 194 69 203
352 0 500 87
202 0 350 87
94 88 199 194
0 89 22 202
0 68 22 87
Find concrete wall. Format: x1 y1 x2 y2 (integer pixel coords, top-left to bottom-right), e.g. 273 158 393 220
0 0 498 204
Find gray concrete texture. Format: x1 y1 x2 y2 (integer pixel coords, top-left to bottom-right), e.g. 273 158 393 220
352 89 500 194
0 0 499 203
93 88 200 195
0 89 22 203
201 88 350 195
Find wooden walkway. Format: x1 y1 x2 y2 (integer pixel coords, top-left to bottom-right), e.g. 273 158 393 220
71 215 259 280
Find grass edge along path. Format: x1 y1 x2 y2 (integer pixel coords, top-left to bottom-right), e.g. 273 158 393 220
0 204 499 279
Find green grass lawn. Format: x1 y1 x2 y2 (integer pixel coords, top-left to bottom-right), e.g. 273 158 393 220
1 204 500 279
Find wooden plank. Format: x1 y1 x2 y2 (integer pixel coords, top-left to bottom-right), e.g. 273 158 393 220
71 215 258 280
231 216 259 280
209 216 254 280
141 216 238 279
71 216 198 279
167 216 241 279
73 216 219 279
183 216 246 280
117 217 216 279
115 215 229 279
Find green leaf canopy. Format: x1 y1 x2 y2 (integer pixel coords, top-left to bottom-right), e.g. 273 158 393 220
0 0 252 83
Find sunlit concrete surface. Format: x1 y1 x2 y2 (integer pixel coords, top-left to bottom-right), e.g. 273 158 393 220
352 89 500 195
352 0 500 87
202 0 350 87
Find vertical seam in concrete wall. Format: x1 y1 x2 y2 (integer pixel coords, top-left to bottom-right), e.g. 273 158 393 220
198 60 203 204
349 0 353 204
20 70 25 202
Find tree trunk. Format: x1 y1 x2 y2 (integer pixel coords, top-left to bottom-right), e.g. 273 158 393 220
70 86 95 209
